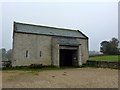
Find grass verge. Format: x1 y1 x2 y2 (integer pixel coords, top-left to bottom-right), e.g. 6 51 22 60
1 65 119 71
1 66 80 71
89 55 120 61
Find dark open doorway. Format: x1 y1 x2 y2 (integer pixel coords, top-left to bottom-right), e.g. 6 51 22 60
60 49 77 67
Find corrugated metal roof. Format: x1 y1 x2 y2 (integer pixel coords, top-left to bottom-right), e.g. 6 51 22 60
53 37 81 45
14 22 88 39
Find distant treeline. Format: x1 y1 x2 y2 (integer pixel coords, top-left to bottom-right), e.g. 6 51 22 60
100 38 120 55
0 48 13 61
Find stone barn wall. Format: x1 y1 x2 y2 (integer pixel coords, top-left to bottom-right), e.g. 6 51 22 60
77 38 89 64
12 33 52 66
87 60 120 69
12 22 89 67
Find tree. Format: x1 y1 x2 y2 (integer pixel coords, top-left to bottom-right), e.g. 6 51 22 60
0 48 13 61
5 49 13 61
100 41 110 54
0 48 7 61
0 48 6 57
100 38 120 55
109 38 119 54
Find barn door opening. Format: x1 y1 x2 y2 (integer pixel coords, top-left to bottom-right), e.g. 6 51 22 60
59 49 78 67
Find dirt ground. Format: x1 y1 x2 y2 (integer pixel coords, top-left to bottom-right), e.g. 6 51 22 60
1 68 119 88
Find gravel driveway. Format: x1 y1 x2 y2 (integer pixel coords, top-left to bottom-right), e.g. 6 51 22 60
1 68 119 88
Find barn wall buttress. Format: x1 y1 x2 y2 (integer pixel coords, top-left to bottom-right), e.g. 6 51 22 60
77 38 89 64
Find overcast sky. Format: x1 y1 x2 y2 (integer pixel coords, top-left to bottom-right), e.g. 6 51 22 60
1 1 118 51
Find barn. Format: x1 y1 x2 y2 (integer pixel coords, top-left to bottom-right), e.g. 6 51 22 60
12 22 89 67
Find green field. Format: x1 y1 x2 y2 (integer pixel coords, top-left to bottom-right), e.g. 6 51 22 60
89 55 119 61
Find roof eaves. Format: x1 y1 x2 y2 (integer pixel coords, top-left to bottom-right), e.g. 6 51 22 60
14 31 87 39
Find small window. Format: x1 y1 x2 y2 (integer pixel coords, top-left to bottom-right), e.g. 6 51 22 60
40 51 41 57
26 50 28 58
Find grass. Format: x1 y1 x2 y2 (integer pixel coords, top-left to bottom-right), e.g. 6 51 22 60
1 66 81 76
2 66 59 71
1 66 79 71
89 55 120 61
1 65 119 71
